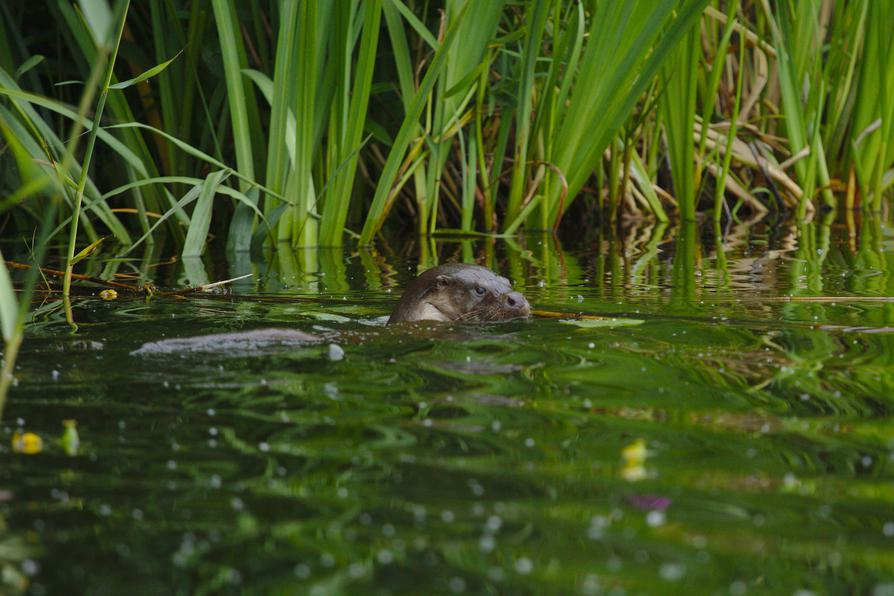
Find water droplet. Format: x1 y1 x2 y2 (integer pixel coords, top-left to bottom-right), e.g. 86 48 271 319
376 549 393 564
646 510 665 527
660 562 685 581
22 559 39 576
479 535 495 552
327 344 345 361
514 557 533 575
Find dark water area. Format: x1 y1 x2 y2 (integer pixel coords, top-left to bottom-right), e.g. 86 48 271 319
2 215 894 595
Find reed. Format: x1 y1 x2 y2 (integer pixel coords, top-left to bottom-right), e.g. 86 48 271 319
0 0 891 266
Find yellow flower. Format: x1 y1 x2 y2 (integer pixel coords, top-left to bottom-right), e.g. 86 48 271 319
100 289 118 301
12 432 43 455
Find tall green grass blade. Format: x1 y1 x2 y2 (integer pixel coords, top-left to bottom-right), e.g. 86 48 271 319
506 0 549 223
63 0 129 320
359 0 471 244
108 49 181 90
661 21 700 220
320 0 382 246
211 0 260 250
540 0 710 228
0 255 16 342
183 170 226 257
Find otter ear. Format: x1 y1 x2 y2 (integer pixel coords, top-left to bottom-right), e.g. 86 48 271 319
434 274 450 288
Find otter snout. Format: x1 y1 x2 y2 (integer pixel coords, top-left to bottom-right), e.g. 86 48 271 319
503 291 531 317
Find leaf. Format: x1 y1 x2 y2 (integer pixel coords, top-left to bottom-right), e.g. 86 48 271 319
15 55 45 80
559 318 645 328
387 0 439 50
0 252 18 342
182 170 226 257
78 0 113 47
70 236 106 266
109 50 183 90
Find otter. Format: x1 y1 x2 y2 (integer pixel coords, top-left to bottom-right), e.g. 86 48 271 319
388 263 530 324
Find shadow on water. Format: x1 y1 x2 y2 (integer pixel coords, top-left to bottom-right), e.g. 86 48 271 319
2 213 894 594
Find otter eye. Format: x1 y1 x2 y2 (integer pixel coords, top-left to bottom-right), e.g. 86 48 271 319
474 286 486 296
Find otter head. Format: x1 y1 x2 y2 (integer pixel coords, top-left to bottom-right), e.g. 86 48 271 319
388 264 531 324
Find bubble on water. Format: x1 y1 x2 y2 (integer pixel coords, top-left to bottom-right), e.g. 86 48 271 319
51 370 60 381
524 438 535 447
22 559 39 576
448 577 466 593
324 382 339 399
581 574 601 595
230 497 244 511
441 510 455 523
487 567 505 582
883 522 894 537
607 556 622 571
423 419 433 427
327 344 345 361
485 515 502 533
209 427 218 437
874 582 894 596
210 475 222 489
382 524 395 537
359 512 372 525
587 342 595 349
472 503 485 516
131 509 144 521
646 510 666 527
862 455 873 468
491 420 502 433
320 553 335 567
660 562 685 581
479 534 495 552
729 580 747 595
514 557 533 575
691 535 707 548
294 563 310 578
166 460 177 470
793 591 817 596
99 504 112 516
376 549 393 564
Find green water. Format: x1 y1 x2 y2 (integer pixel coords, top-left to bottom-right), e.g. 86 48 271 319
2 218 894 595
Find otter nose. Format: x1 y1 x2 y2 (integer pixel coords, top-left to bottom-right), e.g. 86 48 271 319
505 291 530 314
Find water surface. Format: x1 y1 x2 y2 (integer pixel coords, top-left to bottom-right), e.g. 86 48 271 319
2 216 894 594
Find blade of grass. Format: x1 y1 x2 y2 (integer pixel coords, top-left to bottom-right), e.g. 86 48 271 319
62 0 129 327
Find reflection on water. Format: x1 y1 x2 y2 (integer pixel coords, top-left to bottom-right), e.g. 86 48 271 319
2 213 894 594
